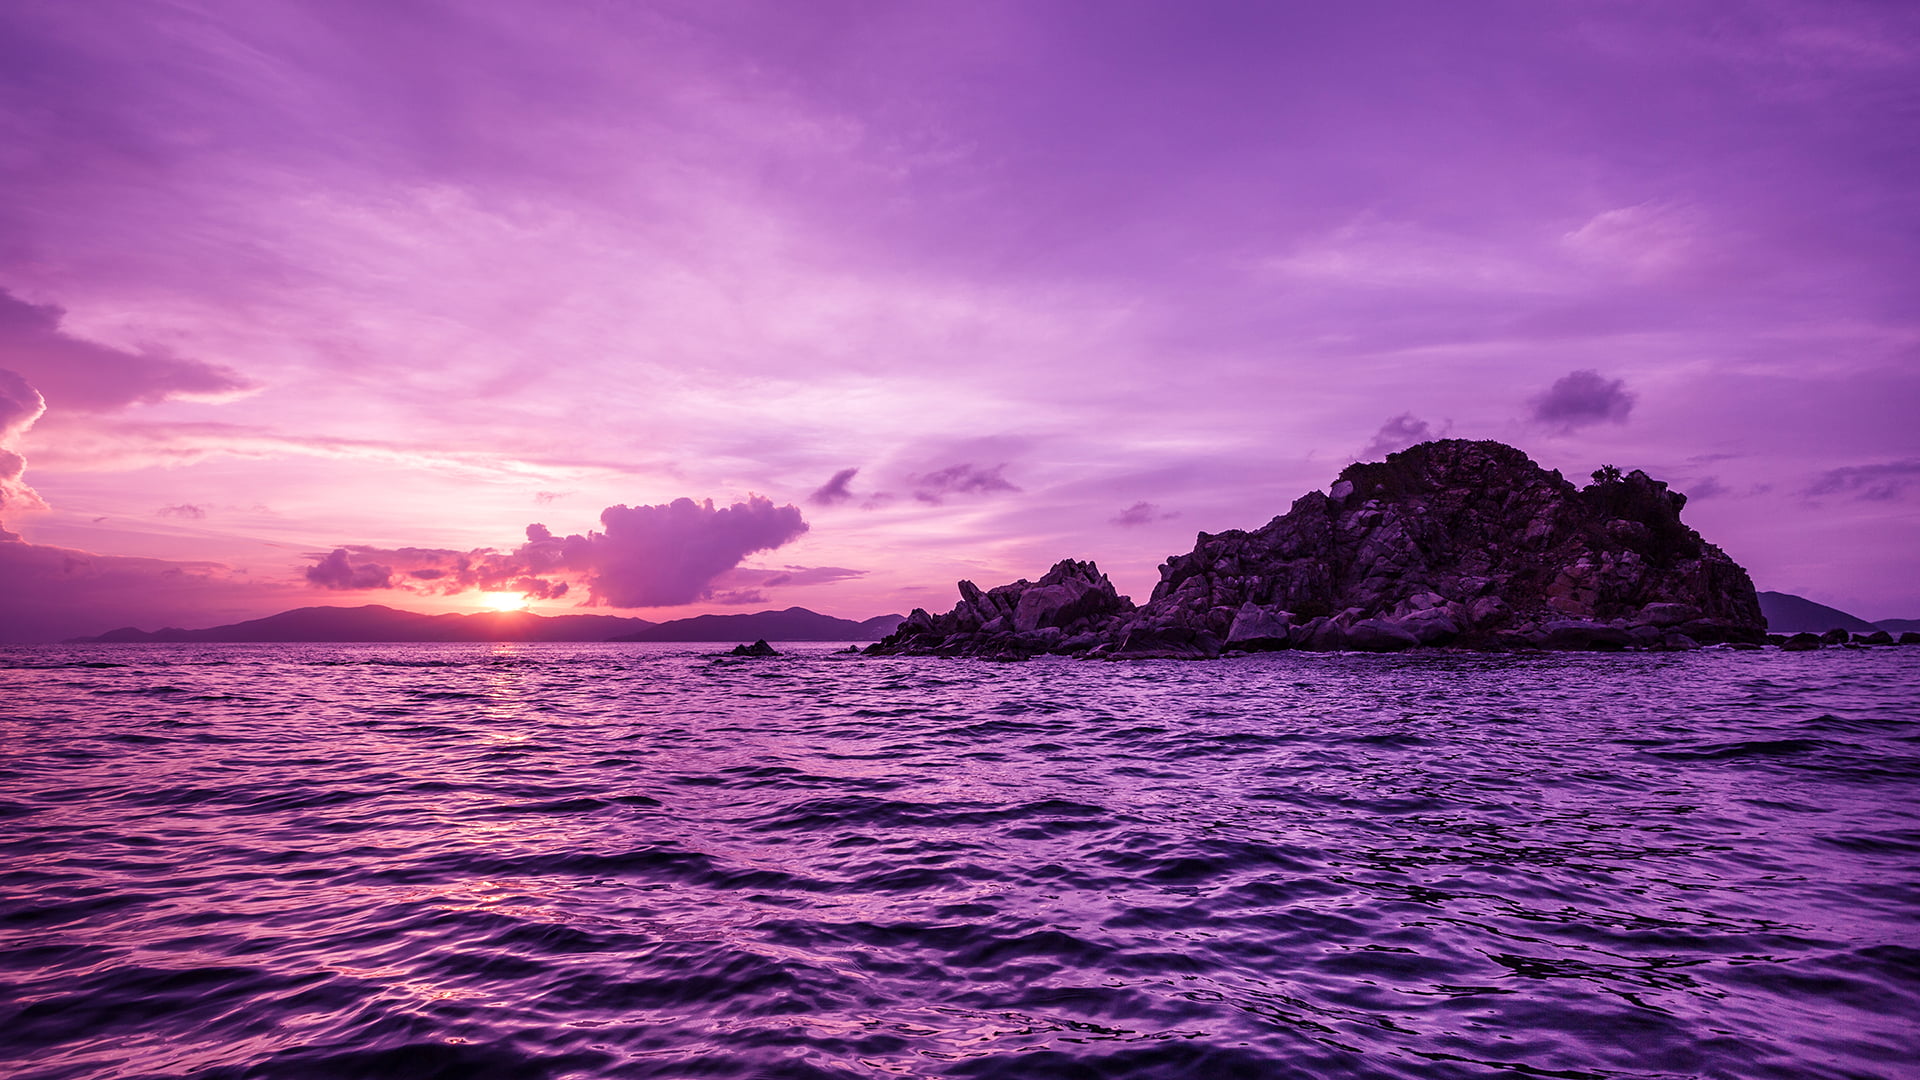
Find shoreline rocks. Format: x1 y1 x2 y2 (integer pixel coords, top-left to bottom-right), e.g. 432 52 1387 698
870 440 1777 659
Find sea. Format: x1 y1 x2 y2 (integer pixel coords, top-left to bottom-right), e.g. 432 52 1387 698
1 642 1917 1080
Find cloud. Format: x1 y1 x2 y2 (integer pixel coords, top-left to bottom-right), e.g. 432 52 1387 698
0 367 47 519
157 504 207 519
722 564 869 590
710 589 769 606
1111 501 1178 527
810 467 860 505
534 490 570 504
1684 476 1731 501
1805 459 1920 502
912 463 1020 504
587 496 808 606
1561 202 1698 278
1530 370 1635 433
766 565 868 587
510 576 570 600
1363 413 1434 458
335 498 812 606
0 289 254 412
305 548 394 590
0 534 296 642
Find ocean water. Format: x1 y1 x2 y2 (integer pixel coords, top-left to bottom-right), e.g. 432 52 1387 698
2 643 1917 1080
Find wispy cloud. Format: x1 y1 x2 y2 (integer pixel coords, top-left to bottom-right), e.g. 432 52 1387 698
1806 460 1920 502
911 463 1020 505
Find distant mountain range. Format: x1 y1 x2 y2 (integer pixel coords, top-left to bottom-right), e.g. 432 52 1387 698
74 605 905 644
1757 591 1911 635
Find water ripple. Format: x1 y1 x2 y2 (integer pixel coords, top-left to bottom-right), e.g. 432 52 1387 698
1 642 1916 1079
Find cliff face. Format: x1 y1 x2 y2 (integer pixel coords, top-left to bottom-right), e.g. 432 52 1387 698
870 440 1766 658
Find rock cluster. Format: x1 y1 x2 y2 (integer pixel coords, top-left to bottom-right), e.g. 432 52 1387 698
871 559 1136 660
1775 629 1920 651
869 440 1769 658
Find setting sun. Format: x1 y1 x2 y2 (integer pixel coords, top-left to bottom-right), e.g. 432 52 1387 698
481 592 528 612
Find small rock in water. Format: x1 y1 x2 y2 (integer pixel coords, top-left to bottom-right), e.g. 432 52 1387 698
730 639 778 657
1780 632 1823 651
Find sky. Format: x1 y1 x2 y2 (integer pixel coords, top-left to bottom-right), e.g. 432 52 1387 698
1 0 1916 641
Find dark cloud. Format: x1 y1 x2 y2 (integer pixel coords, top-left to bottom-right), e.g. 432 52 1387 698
1530 369 1635 432
0 289 254 412
810 467 860 505
305 548 394 590
1364 413 1433 458
1805 459 1920 502
1111 501 1178 527
912 463 1020 504
0 367 46 516
1684 476 1730 501
0 534 295 642
157 504 207 519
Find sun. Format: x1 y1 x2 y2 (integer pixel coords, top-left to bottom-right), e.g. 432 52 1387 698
482 592 528 612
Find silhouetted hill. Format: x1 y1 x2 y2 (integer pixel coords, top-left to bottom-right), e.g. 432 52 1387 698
1876 618 1920 634
613 607 903 642
75 605 656 643
1757 591 1877 635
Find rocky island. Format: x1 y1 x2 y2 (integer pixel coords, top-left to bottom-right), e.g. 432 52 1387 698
870 439 1767 659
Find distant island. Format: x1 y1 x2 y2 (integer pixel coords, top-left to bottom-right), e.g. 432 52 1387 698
872 439 1913 659
74 605 904 644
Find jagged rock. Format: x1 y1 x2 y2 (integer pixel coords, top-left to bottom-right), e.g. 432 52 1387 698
1903 632 1920 645
729 639 778 657
1854 630 1895 646
867 559 1134 657
1820 628 1851 645
868 440 1767 658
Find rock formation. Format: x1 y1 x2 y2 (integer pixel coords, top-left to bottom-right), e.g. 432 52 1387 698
872 559 1136 659
869 440 1767 658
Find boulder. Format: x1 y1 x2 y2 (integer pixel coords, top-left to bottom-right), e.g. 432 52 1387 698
1854 630 1895 646
1225 602 1293 649
1542 619 1631 651
1902 632 1920 646
1344 619 1421 652
1780 632 1823 651
729 639 778 657
1638 602 1700 627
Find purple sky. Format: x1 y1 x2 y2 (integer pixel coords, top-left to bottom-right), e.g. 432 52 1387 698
1 0 1916 640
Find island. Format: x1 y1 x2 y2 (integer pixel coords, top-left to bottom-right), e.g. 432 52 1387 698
870 439 1770 658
